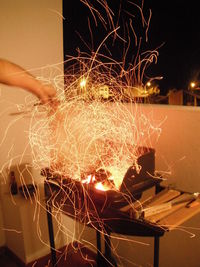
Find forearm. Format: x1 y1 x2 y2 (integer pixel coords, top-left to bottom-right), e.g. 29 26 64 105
0 59 56 103
0 59 40 91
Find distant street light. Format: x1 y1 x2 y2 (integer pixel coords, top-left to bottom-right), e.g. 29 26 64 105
146 81 151 87
189 81 200 91
190 82 196 89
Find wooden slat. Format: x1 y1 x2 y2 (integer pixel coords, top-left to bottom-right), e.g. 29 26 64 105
143 188 181 208
120 188 181 215
145 193 198 222
120 196 151 212
157 200 200 230
146 202 187 223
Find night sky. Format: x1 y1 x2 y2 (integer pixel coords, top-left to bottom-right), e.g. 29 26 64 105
63 0 200 95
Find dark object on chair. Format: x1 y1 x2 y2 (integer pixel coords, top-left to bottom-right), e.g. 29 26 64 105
19 184 37 198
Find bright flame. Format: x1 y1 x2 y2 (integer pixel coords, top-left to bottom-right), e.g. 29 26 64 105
82 175 95 184
82 173 116 191
95 182 110 191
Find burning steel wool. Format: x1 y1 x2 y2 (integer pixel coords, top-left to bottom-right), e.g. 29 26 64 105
29 58 161 192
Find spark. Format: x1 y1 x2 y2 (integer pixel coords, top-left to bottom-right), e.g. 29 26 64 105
2 228 22 234
47 8 66 20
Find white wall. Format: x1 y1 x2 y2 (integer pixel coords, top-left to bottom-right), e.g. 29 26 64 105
141 104 200 193
0 0 64 262
0 0 64 169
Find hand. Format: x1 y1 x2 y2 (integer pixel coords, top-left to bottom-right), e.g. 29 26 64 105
37 84 57 104
0 58 58 105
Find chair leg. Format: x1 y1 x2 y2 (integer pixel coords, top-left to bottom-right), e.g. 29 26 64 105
96 230 102 266
45 184 57 267
104 232 117 267
154 236 160 267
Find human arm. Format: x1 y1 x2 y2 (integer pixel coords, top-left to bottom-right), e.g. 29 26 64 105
0 59 56 104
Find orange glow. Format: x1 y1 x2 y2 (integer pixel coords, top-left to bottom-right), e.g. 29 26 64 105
82 174 116 191
95 182 110 191
82 175 95 184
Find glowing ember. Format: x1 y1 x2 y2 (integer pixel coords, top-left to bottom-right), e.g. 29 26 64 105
95 182 110 191
82 175 95 184
81 172 116 191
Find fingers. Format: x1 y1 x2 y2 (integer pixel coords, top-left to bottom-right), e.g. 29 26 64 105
38 84 57 105
42 84 57 97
